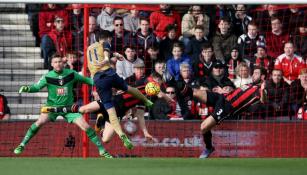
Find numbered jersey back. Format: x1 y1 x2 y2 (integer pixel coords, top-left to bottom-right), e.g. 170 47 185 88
87 42 111 77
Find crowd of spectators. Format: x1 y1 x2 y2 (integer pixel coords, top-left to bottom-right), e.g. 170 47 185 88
24 4 306 120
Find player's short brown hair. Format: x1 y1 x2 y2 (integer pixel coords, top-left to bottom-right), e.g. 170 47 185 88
50 53 62 62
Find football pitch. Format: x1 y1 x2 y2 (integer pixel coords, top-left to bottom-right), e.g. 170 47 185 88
0 158 306 175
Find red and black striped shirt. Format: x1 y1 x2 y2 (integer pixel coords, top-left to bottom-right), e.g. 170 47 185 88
226 84 261 115
120 85 146 109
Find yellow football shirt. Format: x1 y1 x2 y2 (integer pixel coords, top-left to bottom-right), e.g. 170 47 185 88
87 42 111 77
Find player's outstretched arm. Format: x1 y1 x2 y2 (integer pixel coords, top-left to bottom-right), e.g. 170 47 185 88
21 75 47 93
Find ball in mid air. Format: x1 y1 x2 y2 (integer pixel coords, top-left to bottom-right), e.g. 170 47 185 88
145 82 160 96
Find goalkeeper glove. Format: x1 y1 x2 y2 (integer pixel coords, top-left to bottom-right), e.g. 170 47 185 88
19 86 29 93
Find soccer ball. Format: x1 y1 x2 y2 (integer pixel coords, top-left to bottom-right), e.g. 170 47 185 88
145 82 160 96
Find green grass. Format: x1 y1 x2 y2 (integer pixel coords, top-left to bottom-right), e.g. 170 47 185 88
0 158 306 175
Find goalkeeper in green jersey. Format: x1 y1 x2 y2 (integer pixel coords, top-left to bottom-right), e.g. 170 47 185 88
13 53 112 158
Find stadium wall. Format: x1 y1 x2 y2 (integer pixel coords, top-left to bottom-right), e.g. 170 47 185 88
1 120 306 158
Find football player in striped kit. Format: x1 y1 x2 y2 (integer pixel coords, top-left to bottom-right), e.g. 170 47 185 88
174 66 267 158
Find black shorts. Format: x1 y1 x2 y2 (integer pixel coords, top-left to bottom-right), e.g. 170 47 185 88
206 91 233 123
97 97 126 122
93 69 128 110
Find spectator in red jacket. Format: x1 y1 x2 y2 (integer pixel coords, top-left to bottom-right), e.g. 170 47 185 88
38 4 69 39
274 42 305 84
150 4 181 40
266 16 290 59
41 15 72 69
0 93 10 120
69 4 83 52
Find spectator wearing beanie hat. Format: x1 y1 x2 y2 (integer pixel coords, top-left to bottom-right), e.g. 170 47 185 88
253 42 274 74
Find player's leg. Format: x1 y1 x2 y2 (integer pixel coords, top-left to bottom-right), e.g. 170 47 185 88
78 101 105 132
199 115 216 159
106 107 133 149
202 130 213 156
200 116 217 134
14 113 50 155
126 86 153 108
78 101 101 114
41 101 101 114
198 92 227 158
41 102 105 133
101 122 116 143
95 75 133 149
69 113 112 158
112 73 153 107
94 100 114 133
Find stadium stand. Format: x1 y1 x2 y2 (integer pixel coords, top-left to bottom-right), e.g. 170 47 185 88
0 3 47 119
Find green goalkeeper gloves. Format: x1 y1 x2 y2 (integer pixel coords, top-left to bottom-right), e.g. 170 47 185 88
19 86 29 93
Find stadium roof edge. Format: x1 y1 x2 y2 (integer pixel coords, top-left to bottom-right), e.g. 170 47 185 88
1 0 307 4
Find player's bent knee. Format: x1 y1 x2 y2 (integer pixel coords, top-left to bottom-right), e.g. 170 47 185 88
200 117 216 133
102 137 111 143
81 121 90 131
83 124 90 131
35 121 43 127
200 123 208 133
201 126 211 134
200 120 207 131
35 114 49 126
74 117 90 131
